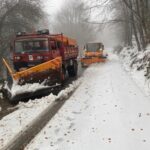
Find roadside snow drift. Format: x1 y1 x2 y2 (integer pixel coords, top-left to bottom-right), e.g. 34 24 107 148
25 53 150 150
0 79 81 149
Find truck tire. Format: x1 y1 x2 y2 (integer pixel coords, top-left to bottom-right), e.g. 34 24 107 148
67 61 78 77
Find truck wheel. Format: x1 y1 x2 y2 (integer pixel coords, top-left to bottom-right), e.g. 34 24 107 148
67 61 78 77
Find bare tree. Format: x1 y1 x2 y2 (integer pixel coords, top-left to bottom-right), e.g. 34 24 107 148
88 0 150 50
53 0 96 51
0 0 43 74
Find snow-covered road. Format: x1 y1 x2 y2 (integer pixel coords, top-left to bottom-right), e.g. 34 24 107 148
25 54 150 150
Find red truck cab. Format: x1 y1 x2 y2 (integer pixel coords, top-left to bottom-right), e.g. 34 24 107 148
13 30 78 77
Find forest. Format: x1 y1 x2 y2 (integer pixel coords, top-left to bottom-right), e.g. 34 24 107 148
0 0 150 75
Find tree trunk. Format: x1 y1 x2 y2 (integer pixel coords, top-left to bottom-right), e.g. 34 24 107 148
129 0 141 51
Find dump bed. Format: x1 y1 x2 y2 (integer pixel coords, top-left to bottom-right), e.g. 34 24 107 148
51 34 78 60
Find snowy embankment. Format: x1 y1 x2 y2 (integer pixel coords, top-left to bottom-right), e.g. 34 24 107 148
0 79 81 149
119 44 150 96
25 53 150 150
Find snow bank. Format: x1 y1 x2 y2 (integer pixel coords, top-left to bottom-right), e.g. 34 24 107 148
0 78 82 149
119 45 150 96
0 94 55 149
4 81 51 98
56 80 82 100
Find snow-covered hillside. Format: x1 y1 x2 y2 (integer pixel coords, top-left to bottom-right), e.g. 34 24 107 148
119 44 150 96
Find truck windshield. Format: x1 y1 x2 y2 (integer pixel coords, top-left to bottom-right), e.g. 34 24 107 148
15 38 49 53
86 43 102 52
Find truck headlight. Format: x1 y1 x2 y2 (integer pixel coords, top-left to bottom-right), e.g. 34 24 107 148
15 56 21 60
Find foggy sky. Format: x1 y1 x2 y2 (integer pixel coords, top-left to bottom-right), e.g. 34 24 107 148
44 0 121 48
44 0 64 15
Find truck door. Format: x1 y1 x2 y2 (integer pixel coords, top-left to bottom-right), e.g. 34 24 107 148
50 40 60 59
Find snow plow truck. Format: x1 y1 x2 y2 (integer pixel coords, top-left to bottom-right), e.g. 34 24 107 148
80 42 107 67
1 29 78 102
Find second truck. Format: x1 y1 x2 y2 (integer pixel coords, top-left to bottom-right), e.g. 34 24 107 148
81 42 107 67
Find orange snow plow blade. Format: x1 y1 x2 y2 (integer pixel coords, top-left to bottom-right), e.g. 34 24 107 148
2 57 62 83
2 57 62 102
80 51 107 67
81 57 106 66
